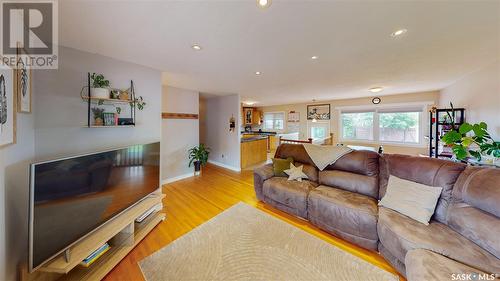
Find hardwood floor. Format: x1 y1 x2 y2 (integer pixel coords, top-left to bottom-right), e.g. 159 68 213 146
103 164 403 281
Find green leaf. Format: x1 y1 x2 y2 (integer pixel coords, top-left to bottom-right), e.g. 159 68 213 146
461 136 474 147
472 124 486 138
459 123 473 134
452 145 467 160
469 150 481 161
442 131 461 144
479 122 487 130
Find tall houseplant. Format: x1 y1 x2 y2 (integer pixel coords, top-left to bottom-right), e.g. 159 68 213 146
441 103 500 162
188 144 210 175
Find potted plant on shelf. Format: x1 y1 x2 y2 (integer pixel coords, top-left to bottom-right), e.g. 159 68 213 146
92 107 105 126
188 144 210 175
90 73 111 99
441 103 499 165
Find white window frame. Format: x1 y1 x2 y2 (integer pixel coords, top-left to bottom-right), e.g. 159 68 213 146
337 102 432 147
307 120 331 140
262 111 286 132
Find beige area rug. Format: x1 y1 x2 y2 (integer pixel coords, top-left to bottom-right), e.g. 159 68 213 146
139 202 398 281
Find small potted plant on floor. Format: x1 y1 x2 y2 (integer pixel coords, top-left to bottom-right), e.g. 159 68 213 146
188 144 210 175
90 73 111 99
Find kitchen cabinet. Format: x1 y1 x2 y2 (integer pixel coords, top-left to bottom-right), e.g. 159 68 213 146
242 107 262 125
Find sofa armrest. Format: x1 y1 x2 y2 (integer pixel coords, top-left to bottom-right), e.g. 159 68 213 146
405 249 492 281
253 164 274 201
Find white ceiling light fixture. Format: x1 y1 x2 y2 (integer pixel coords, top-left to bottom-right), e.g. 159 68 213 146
244 101 257 106
257 0 271 9
369 87 384 93
311 56 319 60
391 29 407 37
191 44 202 50
255 71 262 75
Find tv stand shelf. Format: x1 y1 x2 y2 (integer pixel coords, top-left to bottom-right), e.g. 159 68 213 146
22 193 165 281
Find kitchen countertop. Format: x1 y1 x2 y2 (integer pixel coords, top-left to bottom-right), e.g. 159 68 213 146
241 131 277 135
241 135 268 143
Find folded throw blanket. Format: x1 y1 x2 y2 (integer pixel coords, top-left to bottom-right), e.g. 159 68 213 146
303 144 353 171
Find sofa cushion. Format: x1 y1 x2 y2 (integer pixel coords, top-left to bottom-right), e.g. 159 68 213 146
262 177 317 218
299 163 319 183
405 249 491 281
453 166 500 218
319 170 378 199
379 175 442 225
447 203 500 260
377 207 500 274
272 157 294 177
308 185 378 250
275 144 316 167
379 154 466 223
325 150 379 177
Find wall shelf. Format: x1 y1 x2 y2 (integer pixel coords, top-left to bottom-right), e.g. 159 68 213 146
83 125 135 128
81 96 132 104
84 73 137 127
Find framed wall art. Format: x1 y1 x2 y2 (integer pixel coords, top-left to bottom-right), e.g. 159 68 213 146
0 63 17 148
307 104 330 120
16 46 32 113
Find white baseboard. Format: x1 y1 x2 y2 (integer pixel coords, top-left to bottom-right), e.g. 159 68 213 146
208 160 241 172
162 172 194 185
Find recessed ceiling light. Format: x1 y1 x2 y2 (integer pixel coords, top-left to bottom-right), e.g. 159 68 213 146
192 44 202 50
257 0 271 8
311 56 319 60
255 71 261 75
244 101 257 106
391 29 407 37
369 87 384 93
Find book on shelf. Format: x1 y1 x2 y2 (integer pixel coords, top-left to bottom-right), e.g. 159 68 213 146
80 243 110 267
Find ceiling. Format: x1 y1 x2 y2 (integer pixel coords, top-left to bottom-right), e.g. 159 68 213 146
59 1 500 106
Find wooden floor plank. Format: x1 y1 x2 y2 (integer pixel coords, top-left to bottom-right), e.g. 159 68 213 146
103 164 404 281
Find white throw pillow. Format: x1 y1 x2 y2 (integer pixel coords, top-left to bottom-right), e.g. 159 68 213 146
379 175 443 225
284 163 309 182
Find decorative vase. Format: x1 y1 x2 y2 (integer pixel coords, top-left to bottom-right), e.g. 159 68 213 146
119 91 129 101
194 161 201 176
90 88 110 99
94 117 104 126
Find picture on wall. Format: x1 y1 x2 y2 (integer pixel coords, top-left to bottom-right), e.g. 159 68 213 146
0 64 16 148
17 59 32 113
16 45 32 113
307 104 330 120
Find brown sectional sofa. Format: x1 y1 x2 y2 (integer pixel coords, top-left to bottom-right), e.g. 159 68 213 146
253 144 500 280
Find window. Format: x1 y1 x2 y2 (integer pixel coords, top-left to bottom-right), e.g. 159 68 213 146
309 121 330 140
379 111 420 143
263 112 285 130
341 112 374 141
340 106 424 145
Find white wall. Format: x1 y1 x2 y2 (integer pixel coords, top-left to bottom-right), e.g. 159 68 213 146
34 47 161 161
0 46 161 280
203 94 241 171
0 112 35 281
161 86 199 183
440 60 500 140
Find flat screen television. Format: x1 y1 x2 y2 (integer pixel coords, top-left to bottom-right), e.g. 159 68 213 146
29 142 160 272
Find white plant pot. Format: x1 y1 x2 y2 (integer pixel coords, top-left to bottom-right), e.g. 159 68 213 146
90 88 110 99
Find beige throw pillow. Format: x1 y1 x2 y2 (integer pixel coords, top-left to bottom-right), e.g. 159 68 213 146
379 175 443 225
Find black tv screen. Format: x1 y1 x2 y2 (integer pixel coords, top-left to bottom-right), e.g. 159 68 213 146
29 142 160 271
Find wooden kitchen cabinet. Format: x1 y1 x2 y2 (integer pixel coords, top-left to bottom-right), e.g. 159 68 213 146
252 110 262 125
